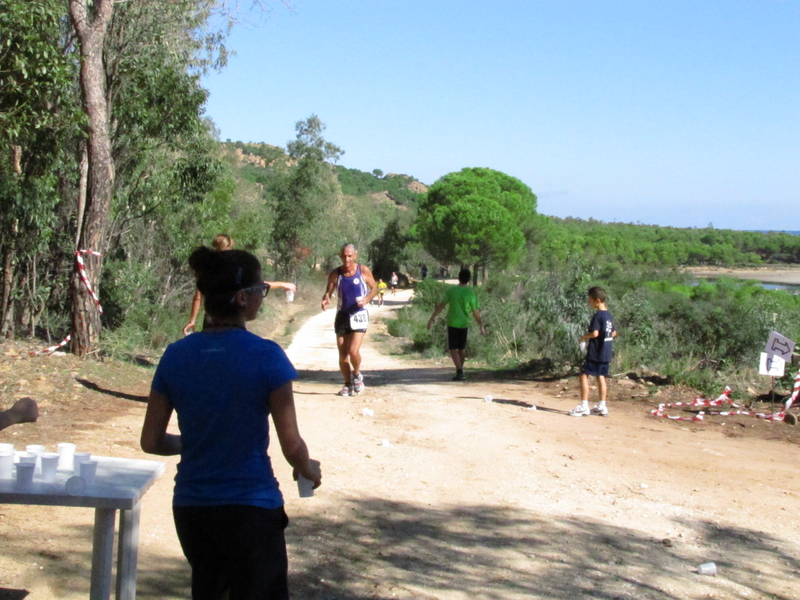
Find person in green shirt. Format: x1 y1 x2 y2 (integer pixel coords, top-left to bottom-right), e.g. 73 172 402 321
426 268 486 381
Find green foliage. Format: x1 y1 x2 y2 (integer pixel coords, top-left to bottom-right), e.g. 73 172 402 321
334 166 422 208
416 167 538 269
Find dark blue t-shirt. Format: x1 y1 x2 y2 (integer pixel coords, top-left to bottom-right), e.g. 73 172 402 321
152 329 298 509
586 310 615 363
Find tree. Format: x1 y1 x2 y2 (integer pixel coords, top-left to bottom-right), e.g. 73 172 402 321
415 167 538 273
270 114 343 278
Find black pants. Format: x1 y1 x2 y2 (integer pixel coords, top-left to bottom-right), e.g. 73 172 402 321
173 505 290 600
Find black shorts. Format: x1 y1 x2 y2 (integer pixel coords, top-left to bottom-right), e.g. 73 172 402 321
334 310 368 336
173 504 289 600
447 326 469 351
582 360 610 377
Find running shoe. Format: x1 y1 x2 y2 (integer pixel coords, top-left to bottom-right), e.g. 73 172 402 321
591 404 609 417
452 371 466 381
352 373 365 394
336 385 352 397
568 404 590 417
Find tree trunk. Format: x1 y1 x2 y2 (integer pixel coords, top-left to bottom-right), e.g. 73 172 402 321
69 0 115 357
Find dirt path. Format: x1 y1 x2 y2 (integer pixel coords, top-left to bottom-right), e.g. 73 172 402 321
1 291 799 599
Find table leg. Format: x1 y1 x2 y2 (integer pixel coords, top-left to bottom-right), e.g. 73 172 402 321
116 503 141 600
90 507 117 600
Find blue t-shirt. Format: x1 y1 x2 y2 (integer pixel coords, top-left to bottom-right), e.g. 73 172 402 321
151 329 298 509
586 310 615 363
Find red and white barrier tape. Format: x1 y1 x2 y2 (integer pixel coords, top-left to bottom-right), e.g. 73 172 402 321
785 367 800 411
651 386 787 422
30 250 103 356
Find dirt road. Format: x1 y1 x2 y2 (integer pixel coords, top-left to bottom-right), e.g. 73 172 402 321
1 290 799 599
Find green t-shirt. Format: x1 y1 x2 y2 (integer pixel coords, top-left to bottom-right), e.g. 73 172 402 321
444 285 478 329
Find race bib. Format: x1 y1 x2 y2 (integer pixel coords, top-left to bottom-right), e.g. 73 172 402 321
350 309 369 329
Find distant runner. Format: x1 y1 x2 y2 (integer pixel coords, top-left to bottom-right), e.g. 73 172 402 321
390 272 399 295
376 279 388 306
321 244 377 396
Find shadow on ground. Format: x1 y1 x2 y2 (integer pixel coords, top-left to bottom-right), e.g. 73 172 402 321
4 500 796 599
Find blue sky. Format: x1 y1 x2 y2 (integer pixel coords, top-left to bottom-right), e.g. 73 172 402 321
202 1 799 231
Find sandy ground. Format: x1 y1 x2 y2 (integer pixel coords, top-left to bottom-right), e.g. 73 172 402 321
687 265 800 286
1 290 800 599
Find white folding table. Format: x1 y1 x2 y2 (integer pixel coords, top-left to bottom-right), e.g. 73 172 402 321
0 455 166 600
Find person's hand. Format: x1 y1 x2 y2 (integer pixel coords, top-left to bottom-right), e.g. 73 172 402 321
183 321 195 336
321 297 329 311
9 397 38 425
285 283 297 294
357 297 368 308
294 459 322 488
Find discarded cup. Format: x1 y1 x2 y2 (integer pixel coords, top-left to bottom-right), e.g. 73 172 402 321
40 453 59 483
528 405 537 411
15 462 35 486
65 476 86 496
484 395 493 403
362 407 374 417
72 452 92 475
57 443 76 471
79 460 98 485
285 289 295 303
0 451 14 479
697 562 717 576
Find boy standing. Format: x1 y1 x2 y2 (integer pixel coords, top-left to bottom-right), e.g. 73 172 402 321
569 286 617 417
427 268 486 381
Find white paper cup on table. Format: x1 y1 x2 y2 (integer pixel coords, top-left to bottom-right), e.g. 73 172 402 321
285 289 294 302
72 452 92 475
40 453 59 482
15 462 35 486
65 476 86 496
57 443 76 471
26 445 46 474
0 452 14 479
0 443 15 453
17 452 37 465
79 460 98 485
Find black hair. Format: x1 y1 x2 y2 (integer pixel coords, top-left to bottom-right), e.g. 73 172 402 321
188 247 262 319
588 286 607 302
458 268 471 284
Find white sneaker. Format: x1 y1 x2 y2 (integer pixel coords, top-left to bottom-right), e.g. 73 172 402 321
591 404 609 417
336 385 352 397
568 404 591 417
352 373 365 394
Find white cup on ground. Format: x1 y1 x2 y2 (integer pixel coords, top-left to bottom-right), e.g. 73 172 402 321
698 562 717 576
15 462 35 486
72 452 92 475
79 460 98 485
57 443 76 471
0 452 14 479
40 453 59 482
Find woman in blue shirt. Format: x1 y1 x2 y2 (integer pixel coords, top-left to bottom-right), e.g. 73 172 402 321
141 246 321 600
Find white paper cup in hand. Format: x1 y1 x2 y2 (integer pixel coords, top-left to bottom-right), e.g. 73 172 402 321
40 453 59 483
79 460 98 485
285 289 294 302
297 475 315 498
72 452 92 475
57 443 76 471
0 452 14 479
15 462 35 486
579 340 587 353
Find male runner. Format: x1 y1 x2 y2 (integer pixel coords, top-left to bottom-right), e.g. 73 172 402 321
321 244 377 396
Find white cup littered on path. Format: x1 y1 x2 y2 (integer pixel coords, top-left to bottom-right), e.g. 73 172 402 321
40 453 60 483
285 289 295 303
72 452 92 475
697 562 717 576
57 443 76 471
484 395 493 403
15 462 35 486
0 451 14 479
79 460 98 486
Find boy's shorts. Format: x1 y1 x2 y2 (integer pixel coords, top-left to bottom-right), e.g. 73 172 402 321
582 360 609 377
447 326 469 351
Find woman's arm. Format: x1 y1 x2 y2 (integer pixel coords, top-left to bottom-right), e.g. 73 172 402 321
270 382 321 487
264 281 297 294
183 289 203 336
140 389 182 456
